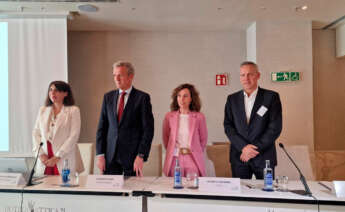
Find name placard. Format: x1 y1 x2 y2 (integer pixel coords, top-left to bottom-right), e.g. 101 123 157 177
199 177 241 193
86 175 124 189
0 172 26 186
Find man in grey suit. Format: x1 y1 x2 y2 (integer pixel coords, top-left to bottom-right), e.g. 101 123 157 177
96 61 154 176
224 61 282 179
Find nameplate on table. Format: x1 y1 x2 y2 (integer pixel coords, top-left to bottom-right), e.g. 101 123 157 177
333 181 345 198
0 172 26 186
86 175 124 189
199 177 241 193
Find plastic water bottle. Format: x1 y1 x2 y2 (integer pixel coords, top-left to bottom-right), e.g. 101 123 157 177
173 158 183 189
263 160 273 191
62 159 70 186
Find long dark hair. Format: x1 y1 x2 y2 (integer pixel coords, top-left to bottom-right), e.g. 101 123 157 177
170 83 201 112
45 81 75 106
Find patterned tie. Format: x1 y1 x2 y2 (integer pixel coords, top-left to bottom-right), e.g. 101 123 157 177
117 92 126 121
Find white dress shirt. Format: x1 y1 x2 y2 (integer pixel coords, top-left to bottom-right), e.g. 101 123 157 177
177 114 190 148
243 87 258 124
117 86 133 112
173 114 190 156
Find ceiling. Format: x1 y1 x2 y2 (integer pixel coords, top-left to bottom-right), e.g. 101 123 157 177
0 0 344 31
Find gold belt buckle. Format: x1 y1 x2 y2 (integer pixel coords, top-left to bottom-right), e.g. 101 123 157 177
180 148 190 155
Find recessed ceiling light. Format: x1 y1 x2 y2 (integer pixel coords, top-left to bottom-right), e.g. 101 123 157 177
301 5 308 10
295 5 308 12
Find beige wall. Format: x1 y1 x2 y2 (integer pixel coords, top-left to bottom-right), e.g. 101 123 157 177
68 23 315 149
311 29 345 181
68 31 246 144
336 24 345 58
255 21 314 150
313 29 345 151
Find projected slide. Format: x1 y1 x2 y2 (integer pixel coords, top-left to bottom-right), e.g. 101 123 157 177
0 22 9 152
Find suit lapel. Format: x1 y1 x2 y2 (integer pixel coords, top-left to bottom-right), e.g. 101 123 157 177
171 111 179 148
42 106 52 141
237 92 248 126
188 112 197 146
249 87 264 125
112 90 119 125
52 106 68 140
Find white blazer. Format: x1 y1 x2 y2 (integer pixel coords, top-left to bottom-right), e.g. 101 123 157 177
32 105 84 176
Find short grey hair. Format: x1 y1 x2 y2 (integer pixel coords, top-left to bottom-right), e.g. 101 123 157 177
112 61 135 75
240 61 259 71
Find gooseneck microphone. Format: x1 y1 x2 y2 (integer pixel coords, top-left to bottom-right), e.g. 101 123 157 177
278 143 312 196
26 142 43 186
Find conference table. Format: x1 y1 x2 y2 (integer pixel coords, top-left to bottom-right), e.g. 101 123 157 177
0 176 344 212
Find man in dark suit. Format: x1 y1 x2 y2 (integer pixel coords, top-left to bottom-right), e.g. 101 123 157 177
96 61 154 176
224 61 282 179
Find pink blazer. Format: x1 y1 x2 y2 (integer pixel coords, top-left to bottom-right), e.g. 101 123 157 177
162 111 208 176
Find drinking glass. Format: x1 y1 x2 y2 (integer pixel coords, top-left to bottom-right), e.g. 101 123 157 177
186 172 198 189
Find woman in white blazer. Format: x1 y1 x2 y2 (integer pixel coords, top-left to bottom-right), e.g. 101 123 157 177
32 81 84 176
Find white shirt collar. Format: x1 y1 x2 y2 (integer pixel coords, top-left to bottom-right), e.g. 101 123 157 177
119 86 133 95
243 87 259 98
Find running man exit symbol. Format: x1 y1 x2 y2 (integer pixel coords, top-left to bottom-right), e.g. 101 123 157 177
271 72 300 82
216 74 228 86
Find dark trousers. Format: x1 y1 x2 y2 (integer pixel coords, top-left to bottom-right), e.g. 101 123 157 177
231 162 275 180
104 159 136 176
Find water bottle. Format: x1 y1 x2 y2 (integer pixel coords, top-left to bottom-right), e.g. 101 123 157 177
173 158 183 189
62 159 70 186
263 160 273 191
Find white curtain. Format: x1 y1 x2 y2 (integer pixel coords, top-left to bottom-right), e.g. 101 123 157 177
1 18 68 156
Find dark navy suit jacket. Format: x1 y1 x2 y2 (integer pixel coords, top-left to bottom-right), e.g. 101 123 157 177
224 87 282 168
96 87 154 170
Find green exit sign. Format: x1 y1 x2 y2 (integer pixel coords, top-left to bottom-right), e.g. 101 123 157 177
271 72 300 82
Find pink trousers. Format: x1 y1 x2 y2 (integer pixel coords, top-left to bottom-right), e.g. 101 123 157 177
168 154 200 177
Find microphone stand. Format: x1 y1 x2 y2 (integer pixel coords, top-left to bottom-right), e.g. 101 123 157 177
26 142 43 186
279 143 312 196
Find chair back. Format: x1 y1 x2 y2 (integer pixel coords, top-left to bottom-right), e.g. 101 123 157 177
276 144 314 180
77 143 94 176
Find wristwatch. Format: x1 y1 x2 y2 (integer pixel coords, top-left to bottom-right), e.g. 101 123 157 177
138 153 144 158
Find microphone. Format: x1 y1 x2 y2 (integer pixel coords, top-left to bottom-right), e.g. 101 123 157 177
26 142 43 186
278 143 312 196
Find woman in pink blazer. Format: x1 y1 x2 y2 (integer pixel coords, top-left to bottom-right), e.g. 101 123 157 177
163 83 208 177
